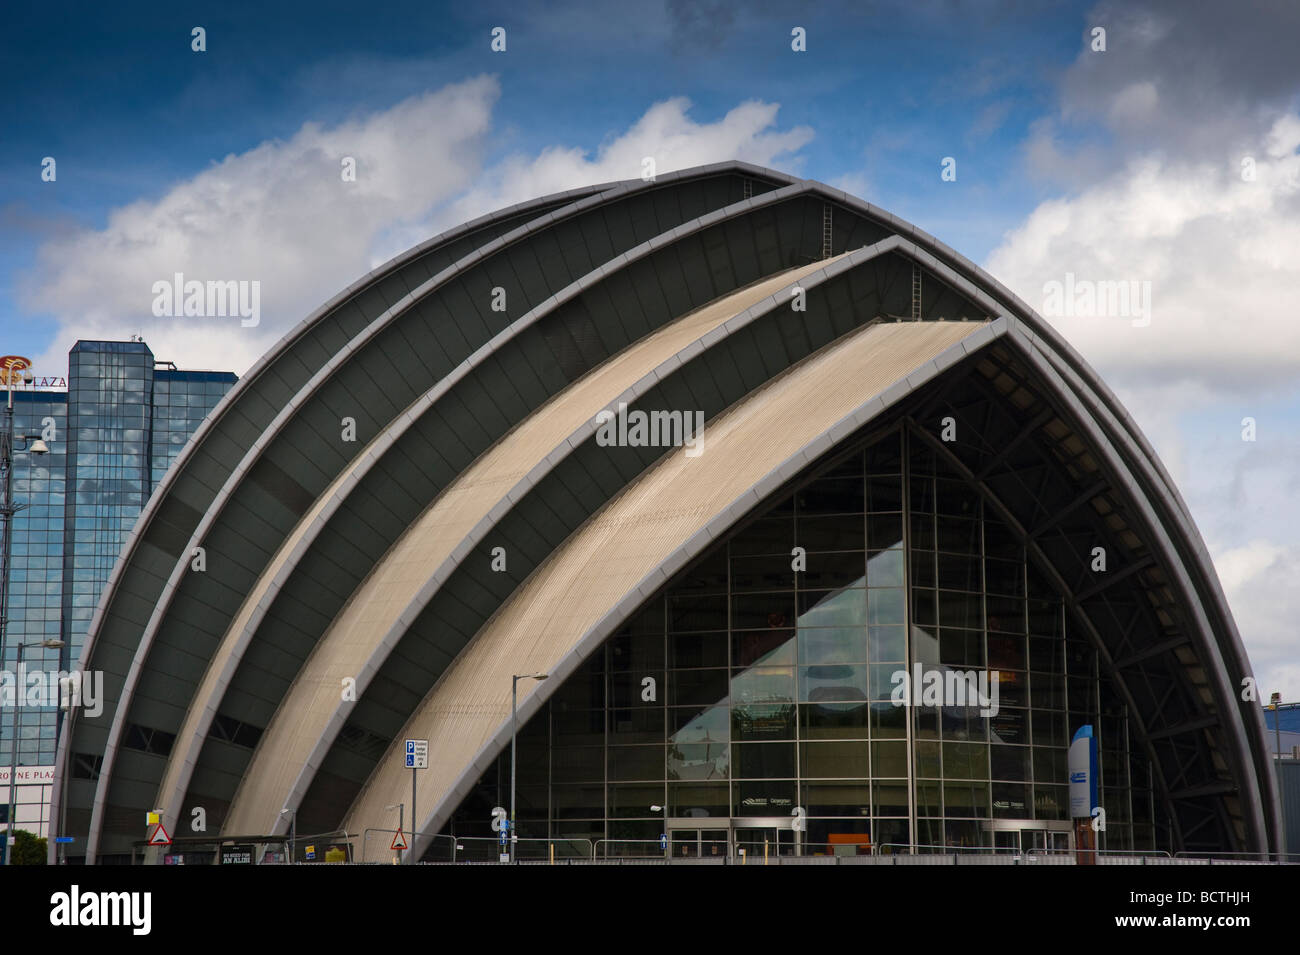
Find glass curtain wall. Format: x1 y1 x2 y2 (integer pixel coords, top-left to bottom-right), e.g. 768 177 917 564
444 426 1156 857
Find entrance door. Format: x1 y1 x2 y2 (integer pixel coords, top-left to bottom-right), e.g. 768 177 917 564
1019 827 1072 855
669 828 729 859
733 826 797 861
993 830 1020 855
983 821 1072 855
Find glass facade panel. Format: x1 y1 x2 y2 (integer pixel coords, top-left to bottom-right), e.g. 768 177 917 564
1 343 236 780
443 428 1151 856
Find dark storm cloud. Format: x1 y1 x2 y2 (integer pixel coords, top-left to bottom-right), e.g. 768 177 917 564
1063 0 1300 155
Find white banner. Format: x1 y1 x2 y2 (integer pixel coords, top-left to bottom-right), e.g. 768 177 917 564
0 766 55 786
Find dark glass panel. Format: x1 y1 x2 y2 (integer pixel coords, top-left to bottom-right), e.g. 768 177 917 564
731 629 794 668
732 703 796 740
990 743 1031 781
795 477 864 516
669 669 729 707
668 782 729 818
800 702 870 739
801 779 872 816
670 631 729 669
937 553 981 593
730 516 794 556
799 515 865 552
730 553 796 593
608 748 665 784
668 593 727 633
733 779 797 816
731 592 797 631
866 513 903 550
802 550 866 591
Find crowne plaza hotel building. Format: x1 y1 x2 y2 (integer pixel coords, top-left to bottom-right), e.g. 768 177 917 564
1 343 235 843
50 163 1281 862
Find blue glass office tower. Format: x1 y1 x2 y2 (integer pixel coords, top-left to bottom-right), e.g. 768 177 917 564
1 341 235 837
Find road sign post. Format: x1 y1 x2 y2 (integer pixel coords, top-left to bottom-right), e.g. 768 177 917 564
403 739 427 862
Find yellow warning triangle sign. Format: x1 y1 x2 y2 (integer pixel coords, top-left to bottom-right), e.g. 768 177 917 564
390 829 408 850
147 823 172 846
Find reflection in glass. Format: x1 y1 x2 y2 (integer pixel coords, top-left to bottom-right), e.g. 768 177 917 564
867 547 905 587
668 742 728 780
732 666 794 704
733 702 796 740
800 664 868 702
797 585 866 628
799 626 866 664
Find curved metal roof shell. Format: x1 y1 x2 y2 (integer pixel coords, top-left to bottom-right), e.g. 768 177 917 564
55 161 1279 861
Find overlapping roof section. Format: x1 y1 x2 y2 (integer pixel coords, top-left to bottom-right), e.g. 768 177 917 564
56 161 1279 861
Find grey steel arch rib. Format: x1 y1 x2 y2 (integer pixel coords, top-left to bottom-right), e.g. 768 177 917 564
231 238 995 840
73 164 797 860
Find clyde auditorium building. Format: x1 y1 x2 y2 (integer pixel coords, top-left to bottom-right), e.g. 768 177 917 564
54 161 1281 862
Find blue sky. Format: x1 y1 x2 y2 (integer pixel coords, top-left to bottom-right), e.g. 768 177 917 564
0 1 1094 358
3 0 1300 698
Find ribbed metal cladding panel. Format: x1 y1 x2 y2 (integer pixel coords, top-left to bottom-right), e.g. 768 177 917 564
216 262 836 836
165 192 832 831
341 321 986 852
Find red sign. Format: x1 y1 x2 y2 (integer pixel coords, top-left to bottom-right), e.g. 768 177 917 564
0 356 31 386
147 823 172 846
390 829 408 850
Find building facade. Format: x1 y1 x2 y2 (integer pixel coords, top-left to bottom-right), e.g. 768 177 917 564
55 163 1281 863
1 341 235 840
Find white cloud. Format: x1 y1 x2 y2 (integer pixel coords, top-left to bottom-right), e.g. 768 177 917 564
22 76 502 376
413 96 813 256
987 113 1300 392
1212 540 1300 700
990 102 1300 700
21 85 813 377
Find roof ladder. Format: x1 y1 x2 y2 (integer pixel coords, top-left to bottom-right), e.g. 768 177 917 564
911 264 923 321
821 204 833 259
742 177 753 200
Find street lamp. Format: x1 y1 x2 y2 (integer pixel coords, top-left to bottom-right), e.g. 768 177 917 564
2 364 51 866
384 802 404 864
3 638 63 865
278 807 296 865
510 672 547 863
652 804 669 858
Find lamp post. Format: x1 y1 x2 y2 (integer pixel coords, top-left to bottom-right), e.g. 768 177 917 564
385 802 403 864
651 804 669 858
510 672 547 863
1271 692 1289 864
278 808 295 865
4 639 62 865
1 367 51 865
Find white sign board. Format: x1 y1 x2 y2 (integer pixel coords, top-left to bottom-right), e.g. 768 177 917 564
404 738 428 769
